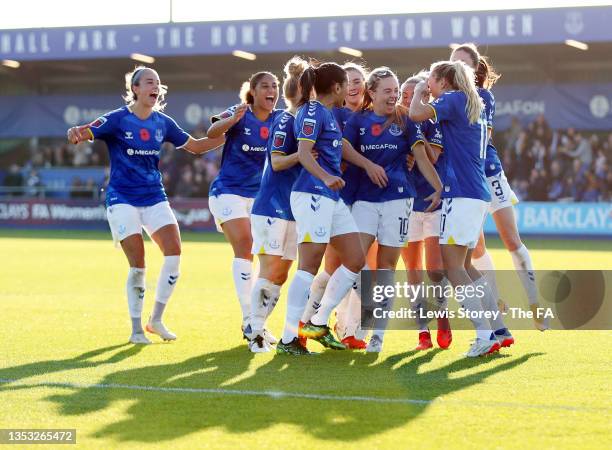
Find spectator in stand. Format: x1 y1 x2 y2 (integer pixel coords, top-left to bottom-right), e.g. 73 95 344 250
528 168 549 201
582 172 601 202
25 170 43 197
533 113 553 149
3 164 24 196
562 132 593 169
547 160 567 201
173 167 196 199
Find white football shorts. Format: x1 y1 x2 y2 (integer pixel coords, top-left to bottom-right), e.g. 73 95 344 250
439 198 489 249
106 201 178 247
251 214 298 260
351 198 413 247
408 209 441 242
487 170 519 214
208 193 254 232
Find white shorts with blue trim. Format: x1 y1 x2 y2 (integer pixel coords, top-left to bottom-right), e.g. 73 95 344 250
351 198 413 247
208 193 254 232
106 201 178 247
290 192 358 244
408 209 441 242
487 171 519 214
439 198 489 249
251 214 297 260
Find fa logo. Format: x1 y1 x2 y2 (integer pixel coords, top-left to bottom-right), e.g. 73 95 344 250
244 128 252 136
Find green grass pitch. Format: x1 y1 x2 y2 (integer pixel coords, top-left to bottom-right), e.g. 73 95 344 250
1 229 610 449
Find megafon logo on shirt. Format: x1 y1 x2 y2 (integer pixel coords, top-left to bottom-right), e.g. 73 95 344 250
126 148 160 156
241 144 266 152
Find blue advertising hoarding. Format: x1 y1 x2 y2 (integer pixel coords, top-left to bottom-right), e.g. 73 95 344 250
1 6 611 61
0 198 609 237
1 82 611 138
483 202 612 237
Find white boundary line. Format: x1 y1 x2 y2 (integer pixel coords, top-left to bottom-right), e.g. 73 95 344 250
0 378 608 413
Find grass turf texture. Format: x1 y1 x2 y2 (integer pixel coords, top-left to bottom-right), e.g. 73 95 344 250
1 230 610 449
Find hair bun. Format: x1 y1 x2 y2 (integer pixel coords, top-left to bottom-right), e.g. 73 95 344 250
284 56 309 77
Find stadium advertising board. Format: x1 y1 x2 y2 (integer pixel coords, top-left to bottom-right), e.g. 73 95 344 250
2 82 612 138
0 198 216 231
482 202 612 237
1 7 610 61
1 199 610 236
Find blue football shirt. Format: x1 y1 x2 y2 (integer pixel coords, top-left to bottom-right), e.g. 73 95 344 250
429 91 491 201
478 88 503 177
251 111 299 221
343 111 423 202
209 106 283 198
88 106 189 207
412 120 444 212
292 101 344 201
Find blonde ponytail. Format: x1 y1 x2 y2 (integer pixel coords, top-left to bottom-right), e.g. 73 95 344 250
430 60 483 125
451 61 483 124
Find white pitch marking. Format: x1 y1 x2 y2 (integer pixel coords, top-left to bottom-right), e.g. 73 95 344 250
0 378 607 413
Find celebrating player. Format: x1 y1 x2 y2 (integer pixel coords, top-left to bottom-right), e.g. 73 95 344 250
409 60 511 357
206 72 283 339
278 61 388 355
247 56 310 353
451 43 540 331
300 62 371 349
343 67 442 352
400 73 453 351
66 66 224 344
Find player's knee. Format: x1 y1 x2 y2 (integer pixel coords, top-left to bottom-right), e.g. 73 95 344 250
503 235 522 252
127 267 146 289
344 254 365 274
427 269 444 282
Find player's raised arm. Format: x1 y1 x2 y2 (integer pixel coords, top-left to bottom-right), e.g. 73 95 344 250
409 81 436 123
66 124 93 144
206 104 248 138
182 135 226 155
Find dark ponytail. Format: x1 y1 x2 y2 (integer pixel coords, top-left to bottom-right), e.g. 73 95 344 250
475 56 501 89
298 67 317 106
297 62 347 106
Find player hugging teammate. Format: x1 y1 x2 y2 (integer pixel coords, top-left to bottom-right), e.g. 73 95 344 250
72 43 538 358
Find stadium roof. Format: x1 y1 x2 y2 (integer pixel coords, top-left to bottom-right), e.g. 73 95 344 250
1 6 611 94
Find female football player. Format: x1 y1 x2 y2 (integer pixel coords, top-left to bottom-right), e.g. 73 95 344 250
451 43 539 331
278 62 387 355
343 67 442 352
246 56 310 352
400 73 453 351
207 72 284 337
67 66 224 344
409 60 510 357
301 62 373 349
